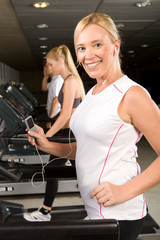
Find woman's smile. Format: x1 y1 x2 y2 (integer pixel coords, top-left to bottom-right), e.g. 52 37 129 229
85 60 102 69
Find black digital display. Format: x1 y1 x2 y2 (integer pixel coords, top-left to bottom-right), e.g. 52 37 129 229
27 117 34 129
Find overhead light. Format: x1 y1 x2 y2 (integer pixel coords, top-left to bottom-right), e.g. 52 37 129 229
116 23 125 29
127 50 135 54
41 51 47 54
35 23 48 29
33 2 50 8
40 45 48 48
38 37 48 40
141 44 149 48
136 0 152 7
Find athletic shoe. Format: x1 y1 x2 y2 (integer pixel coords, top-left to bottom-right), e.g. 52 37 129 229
23 209 51 222
65 159 72 166
83 216 89 220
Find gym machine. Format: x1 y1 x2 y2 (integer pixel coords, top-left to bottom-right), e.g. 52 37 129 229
0 85 78 195
1 82 35 117
13 81 39 108
0 136 119 240
9 81 47 118
1 81 50 121
0 109 119 240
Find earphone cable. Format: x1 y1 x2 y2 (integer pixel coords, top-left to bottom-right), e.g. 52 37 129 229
31 128 73 188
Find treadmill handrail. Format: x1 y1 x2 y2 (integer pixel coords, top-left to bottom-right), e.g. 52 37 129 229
0 165 21 182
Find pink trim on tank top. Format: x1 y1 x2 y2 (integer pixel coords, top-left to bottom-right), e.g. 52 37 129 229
131 148 140 175
134 130 146 218
142 194 146 218
113 84 123 94
98 124 123 219
130 130 146 218
131 131 141 175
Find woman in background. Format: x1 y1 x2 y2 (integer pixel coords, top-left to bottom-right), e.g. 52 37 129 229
45 44 85 137
23 44 85 222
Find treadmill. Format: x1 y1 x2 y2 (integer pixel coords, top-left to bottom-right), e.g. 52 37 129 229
13 81 39 108
0 89 78 196
9 81 48 120
0 108 119 240
0 86 50 163
2 81 52 122
0 135 119 240
1 82 35 117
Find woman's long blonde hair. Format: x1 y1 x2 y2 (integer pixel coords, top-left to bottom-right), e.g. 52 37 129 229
47 44 85 99
74 12 121 69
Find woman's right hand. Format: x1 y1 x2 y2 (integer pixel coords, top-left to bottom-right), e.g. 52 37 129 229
28 124 49 151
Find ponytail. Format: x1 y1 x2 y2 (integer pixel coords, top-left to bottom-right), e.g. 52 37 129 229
47 45 85 99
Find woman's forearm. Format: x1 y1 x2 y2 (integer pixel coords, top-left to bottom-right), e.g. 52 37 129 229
42 76 48 91
40 141 76 160
46 112 70 137
28 124 76 160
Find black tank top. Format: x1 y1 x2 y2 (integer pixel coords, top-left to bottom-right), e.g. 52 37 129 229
58 74 81 108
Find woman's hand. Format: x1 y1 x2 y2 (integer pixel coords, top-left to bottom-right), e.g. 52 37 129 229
90 182 126 207
27 124 49 151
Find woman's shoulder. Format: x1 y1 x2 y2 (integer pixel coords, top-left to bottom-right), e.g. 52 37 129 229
115 75 138 89
123 84 151 115
115 75 150 97
62 75 78 93
64 74 79 86
64 73 75 81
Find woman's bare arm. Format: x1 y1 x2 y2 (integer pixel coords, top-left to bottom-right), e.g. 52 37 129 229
28 124 77 160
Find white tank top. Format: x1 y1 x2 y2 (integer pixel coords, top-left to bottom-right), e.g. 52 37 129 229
70 75 147 220
47 75 64 117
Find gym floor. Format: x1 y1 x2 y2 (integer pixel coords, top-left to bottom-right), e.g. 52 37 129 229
1 136 160 225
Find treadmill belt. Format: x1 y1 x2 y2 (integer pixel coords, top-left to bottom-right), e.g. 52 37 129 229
6 205 87 223
0 206 119 240
1 205 160 240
